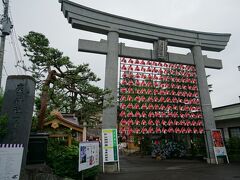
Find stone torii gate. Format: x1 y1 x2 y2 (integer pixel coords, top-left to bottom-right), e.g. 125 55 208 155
59 0 231 165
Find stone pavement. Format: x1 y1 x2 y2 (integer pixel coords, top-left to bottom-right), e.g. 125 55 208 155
99 155 240 180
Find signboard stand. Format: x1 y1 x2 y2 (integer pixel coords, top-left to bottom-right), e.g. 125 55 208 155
102 129 120 172
211 129 229 164
0 144 24 180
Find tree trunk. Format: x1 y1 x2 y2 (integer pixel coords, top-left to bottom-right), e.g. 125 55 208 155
38 70 56 130
70 92 77 114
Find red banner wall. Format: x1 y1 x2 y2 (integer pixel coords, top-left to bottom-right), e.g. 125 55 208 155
118 57 204 136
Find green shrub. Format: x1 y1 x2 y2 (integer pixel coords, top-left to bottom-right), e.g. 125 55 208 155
190 137 206 158
0 90 8 139
226 137 240 161
47 139 99 179
140 135 152 155
0 114 8 138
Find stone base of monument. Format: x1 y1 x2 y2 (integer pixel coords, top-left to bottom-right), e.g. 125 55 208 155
104 162 119 173
20 164 58 180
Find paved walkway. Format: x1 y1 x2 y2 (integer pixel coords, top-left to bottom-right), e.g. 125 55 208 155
99 155 240 180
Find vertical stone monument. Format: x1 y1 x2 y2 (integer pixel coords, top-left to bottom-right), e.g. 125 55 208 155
0 75 35 168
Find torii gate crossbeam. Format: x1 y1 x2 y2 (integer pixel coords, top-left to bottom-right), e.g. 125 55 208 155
59 0 230 52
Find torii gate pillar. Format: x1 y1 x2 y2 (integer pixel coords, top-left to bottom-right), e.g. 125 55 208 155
191 45 216 163
101 30 119 173
102 31 119 129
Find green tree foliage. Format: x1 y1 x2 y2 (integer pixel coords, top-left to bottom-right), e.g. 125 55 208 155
19 31 111 130
0 89 4 110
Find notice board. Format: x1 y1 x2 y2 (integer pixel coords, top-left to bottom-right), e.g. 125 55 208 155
0 144 23 180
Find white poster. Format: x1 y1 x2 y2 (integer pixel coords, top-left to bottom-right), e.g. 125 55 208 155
79 141 99 171
214 147 227 156
0 144 23 180
102 129 118 162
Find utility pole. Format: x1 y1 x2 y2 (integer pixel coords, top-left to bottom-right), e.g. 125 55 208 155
0 0 13 87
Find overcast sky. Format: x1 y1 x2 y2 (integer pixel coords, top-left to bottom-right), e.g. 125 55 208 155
1 0 240 108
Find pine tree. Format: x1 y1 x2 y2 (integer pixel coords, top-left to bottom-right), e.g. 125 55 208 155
19 31 111 130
